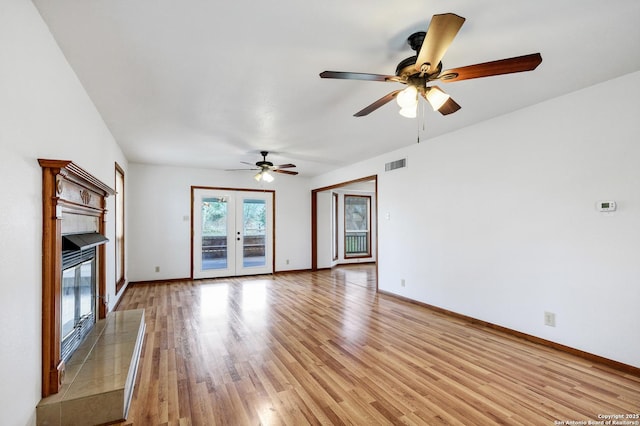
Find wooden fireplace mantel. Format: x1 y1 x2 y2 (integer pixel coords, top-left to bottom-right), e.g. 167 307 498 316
39 159 115 397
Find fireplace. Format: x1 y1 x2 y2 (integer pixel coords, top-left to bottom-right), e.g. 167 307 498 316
39 159 114 397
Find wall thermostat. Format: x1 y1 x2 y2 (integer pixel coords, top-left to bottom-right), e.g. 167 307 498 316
597 201 616 212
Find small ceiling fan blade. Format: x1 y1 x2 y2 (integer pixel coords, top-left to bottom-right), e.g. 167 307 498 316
225 168 258 171
415 13 465 74
439 53 542 82
437 97 461 115
240 161 256 166
275 163 296 169
354 90 402 117
273 169 298 175
320 71 399 82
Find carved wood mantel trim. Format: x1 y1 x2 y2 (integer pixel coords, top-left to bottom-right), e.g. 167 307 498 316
38 159 115 397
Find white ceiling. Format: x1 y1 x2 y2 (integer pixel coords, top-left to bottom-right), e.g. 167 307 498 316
33 0 640 176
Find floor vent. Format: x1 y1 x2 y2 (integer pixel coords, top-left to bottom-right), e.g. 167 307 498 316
385 158 407 172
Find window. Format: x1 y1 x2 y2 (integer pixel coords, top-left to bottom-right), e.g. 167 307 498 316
115 163 126 293
344 195 371 258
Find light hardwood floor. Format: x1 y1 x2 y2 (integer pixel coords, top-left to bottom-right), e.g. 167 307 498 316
115 265 639 425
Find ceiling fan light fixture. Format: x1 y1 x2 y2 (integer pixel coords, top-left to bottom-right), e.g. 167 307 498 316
426 86 451 111
262 171 274 182
396 85 418 108
397 86 418 118
255 170 274 182
398 106 417 118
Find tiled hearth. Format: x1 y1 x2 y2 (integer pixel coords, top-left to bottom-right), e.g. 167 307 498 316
37 309 145 426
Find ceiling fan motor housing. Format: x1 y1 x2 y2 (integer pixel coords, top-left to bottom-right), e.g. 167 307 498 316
396 32 443 79
407 31 426 52
257 151 273 168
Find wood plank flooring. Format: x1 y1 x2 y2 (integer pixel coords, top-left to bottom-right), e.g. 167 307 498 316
115 265 640 425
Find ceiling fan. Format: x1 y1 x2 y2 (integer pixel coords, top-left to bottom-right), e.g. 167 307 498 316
320 13 542 118
229 151 298 182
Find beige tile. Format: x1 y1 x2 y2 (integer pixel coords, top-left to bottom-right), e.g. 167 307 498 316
64 372 128 400
60 390 125 426
94 330 140 345
73 356 130 382
92 319 108 333
104 310 144 327
36 402 61 426
61 361 83 386
37 386 67 406
65 344 93 367
85 340 137 361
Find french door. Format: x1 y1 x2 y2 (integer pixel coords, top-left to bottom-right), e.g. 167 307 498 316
193 188 273 278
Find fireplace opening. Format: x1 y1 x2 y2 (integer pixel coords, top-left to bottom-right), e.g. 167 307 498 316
61 247 96 362
60 231 108 363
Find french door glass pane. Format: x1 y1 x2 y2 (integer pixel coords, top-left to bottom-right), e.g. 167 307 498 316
242 199 266 267
193 188 272 279
201 197 228 270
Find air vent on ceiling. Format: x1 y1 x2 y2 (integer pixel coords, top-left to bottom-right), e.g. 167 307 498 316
385 158 407 172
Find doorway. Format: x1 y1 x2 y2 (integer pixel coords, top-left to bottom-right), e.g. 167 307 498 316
311 175 377 274
192 187 274 278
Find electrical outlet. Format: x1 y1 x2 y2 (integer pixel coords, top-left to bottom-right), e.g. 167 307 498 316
401 279 405 287
544 311 556 327
155 266 160 273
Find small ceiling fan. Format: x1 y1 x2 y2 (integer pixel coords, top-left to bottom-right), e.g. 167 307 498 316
320 13 542 118
228 151 298 182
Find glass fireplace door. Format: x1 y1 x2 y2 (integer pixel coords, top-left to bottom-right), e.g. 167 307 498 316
60 250 96 362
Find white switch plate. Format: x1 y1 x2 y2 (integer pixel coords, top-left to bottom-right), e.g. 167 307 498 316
544 311 556 327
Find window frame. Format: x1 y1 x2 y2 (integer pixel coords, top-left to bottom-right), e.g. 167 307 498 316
333 192 339 261
343 194 371 258
115 162 126 293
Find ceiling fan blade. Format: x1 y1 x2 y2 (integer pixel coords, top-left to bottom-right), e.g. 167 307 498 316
225 168 258 171
273 169 298 175
415 13 465 74
354 90 402 117
275 163 296 169
439 53 542 82
240 161 256 166
437 97 461 115
320 71 399 82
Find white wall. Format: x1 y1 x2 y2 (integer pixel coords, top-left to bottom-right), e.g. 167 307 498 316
0 2 127 424
127 163 311 282
316 191 335 268
311 71 640 368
